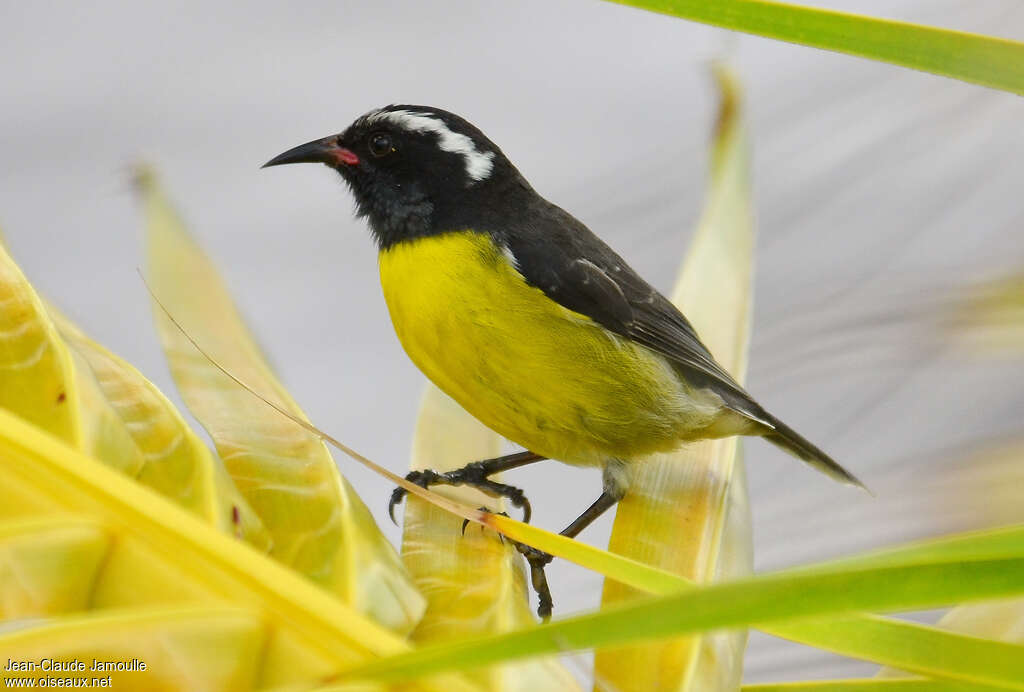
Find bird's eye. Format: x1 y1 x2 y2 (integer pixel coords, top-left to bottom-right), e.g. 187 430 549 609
368 132 394 157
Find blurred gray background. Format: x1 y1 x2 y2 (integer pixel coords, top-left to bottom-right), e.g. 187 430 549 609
3 0 1023 685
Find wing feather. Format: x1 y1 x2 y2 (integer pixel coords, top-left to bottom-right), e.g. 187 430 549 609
499 204 772 427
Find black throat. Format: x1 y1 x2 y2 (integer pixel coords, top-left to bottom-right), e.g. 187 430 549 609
343 172 435 249
349 166 536 250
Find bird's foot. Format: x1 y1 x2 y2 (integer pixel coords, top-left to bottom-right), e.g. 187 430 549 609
513 541 555 620
388 462 532 524
461 509 509 537
443 461 533 523
458 508 553 618
388 469 442 524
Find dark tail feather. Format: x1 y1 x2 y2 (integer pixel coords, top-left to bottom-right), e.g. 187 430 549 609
761 415 869 493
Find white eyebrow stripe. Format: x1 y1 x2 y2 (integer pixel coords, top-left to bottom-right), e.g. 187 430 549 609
364 109 495 182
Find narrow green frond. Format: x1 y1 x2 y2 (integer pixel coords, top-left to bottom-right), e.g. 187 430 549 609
608 0 1024 94
338 540 1024 687
743 679 990 691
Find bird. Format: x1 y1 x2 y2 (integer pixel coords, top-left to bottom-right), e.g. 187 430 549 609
263 105 865 617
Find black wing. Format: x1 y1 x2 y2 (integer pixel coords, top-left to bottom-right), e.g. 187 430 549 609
499 201 772 427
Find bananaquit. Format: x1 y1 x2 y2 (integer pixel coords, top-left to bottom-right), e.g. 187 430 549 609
265 105 864 617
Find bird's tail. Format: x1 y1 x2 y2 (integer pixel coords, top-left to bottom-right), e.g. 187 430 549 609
761 415 869 492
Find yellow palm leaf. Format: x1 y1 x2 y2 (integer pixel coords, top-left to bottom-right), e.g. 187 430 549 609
137 168 425 633
400 385 580 690
0 517 109 618
0 241 143 477
595 64 754 691
3 606 266 690
948 273 1024 355
49 304 270 548
0 407 468 691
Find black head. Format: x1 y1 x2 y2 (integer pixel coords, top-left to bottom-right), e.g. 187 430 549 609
264 105 525 248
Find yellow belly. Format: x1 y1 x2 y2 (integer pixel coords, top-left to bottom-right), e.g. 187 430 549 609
378 231 720 465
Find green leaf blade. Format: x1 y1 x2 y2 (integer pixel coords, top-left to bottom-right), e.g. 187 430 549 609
609 0 1024 94
338 548 1024 686
744 680 990 692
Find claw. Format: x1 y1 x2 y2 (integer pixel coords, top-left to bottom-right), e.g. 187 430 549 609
395 463 534 527
506 488 532 524
444 465 534 524
388 469 441 525
388 487 406 525
461 507 504 537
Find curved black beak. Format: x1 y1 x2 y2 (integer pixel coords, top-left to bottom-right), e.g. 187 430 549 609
262 135 360 169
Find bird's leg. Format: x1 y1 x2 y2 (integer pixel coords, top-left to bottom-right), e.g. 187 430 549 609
389 450 547 524
514 491 620 619
514 460 629 620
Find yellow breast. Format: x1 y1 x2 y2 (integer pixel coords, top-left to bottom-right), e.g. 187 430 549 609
378 231 708 465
